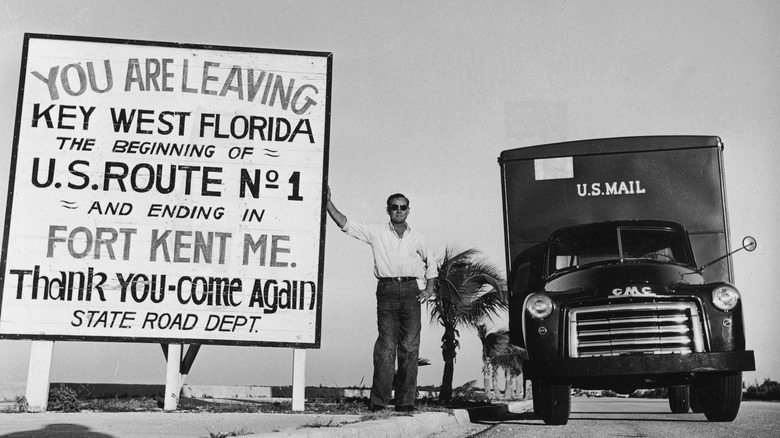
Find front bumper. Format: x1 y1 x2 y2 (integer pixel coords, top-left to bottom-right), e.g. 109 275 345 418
524 350 755 379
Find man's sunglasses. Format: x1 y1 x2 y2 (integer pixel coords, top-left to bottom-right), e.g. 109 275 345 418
389 204 408 212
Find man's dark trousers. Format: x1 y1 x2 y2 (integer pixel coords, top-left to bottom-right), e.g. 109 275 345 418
371 278 421 408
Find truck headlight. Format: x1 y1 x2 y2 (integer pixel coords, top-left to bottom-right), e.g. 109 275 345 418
526 294 553 319
712 286 740 311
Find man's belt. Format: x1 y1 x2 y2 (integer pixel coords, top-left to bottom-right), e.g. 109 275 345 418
377 277 418 282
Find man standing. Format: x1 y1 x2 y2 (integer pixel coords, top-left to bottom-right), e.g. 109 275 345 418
326 188 436 412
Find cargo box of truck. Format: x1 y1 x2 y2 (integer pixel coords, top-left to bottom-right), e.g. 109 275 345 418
498 136 755 425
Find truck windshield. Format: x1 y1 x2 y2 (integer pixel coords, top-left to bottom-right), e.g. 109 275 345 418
551 226 690 273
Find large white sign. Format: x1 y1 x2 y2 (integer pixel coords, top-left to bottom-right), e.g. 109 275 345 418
0 34 331 347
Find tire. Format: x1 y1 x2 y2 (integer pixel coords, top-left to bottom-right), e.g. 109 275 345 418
668 385 690 413
532 380 546 419
539 381 571 425
699 372 743 422
690 388 704 413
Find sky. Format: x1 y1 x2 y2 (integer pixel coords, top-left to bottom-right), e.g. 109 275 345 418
0 0 779 391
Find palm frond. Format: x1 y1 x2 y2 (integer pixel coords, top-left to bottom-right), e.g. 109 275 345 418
477 324 489 341
428 246 507 326
482 328 528 374
490 351 526 374
429 244 508 401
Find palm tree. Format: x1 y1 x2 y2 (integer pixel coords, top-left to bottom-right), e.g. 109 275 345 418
480 327 529 399
478 325 529 399
478 325 499 399
428 247 506 402
478 325 504 399
496 347 529 399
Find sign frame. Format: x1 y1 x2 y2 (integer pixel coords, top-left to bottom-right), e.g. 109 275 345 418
0 33 332 349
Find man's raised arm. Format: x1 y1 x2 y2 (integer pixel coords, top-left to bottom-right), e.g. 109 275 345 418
326 186 348 229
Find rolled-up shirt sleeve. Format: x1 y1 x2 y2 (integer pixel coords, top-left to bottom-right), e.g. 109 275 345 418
341 220 372 244
413 234 436 280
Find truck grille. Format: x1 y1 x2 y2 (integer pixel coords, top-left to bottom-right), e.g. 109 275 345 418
568 302 705 358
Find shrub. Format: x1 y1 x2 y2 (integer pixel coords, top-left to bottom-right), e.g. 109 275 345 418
745 379 780 401
48 384 81 412
14 396 28 413
631 388 667 398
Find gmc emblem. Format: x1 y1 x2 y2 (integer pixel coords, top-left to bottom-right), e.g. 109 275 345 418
612 286 654 296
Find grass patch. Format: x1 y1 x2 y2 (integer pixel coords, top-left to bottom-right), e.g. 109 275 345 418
0 396 28 413
80 397 160 412
208 428 249 438
299 416 342 429
359 409 397 422
11 392 491 416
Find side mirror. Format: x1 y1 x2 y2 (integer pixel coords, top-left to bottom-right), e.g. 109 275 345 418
742 236 757 252
697 235 758 274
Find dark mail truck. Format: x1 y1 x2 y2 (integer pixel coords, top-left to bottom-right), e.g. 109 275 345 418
499 136 755 425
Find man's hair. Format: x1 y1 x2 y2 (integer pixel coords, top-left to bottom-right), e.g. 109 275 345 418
386 193 410 208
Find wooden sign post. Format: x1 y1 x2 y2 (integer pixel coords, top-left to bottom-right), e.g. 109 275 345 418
292 349 307 411
25 340 54 412
164 344 182 411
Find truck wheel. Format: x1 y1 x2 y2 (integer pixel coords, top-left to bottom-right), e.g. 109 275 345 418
532 380 546 419
690 388 704 413
700 372 743 422
540 381 571 425
668 385 690 413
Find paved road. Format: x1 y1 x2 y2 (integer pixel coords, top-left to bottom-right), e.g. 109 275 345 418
452 398 779 438
0 412 364 437
0 409 478 438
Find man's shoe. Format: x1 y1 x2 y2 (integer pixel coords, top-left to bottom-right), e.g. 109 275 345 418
370 404 386 412
394 405 415 413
